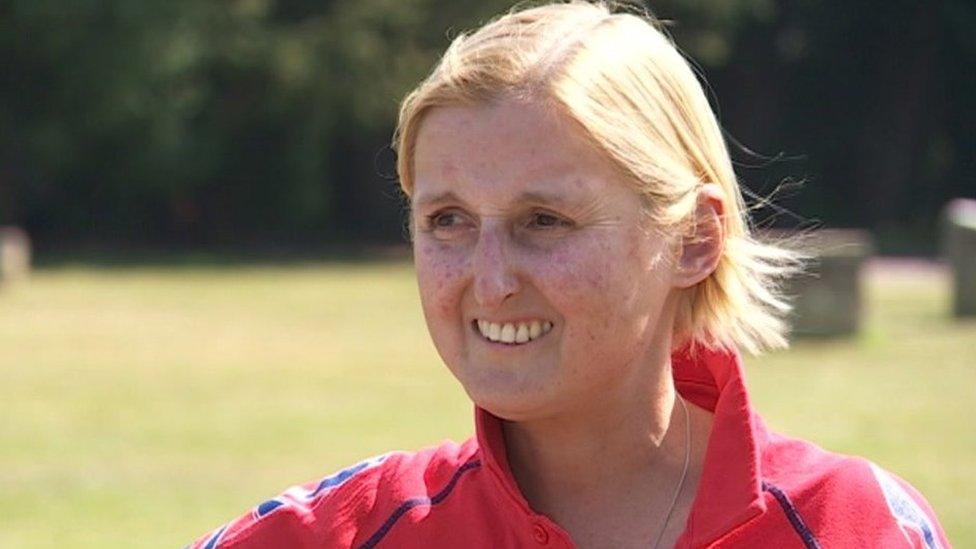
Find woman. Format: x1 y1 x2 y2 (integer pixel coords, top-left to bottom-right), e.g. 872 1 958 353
190 2 949 547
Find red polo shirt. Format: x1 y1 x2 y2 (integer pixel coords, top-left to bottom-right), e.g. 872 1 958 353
189 348 950 548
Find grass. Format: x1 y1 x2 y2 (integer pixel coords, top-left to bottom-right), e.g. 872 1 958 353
0 260 972 547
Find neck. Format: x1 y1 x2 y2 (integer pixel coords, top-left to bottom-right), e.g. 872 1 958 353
498 343 711 547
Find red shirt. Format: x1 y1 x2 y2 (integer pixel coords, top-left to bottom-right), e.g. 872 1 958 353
189 348 950 548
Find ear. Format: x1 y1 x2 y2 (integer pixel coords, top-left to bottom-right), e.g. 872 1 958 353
672 183 726 289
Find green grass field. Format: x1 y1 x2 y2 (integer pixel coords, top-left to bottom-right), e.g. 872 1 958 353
1 260 972 547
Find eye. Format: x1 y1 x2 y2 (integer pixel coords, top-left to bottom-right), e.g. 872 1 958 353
431 212 460 227
527 211 572 230
421 209 472 234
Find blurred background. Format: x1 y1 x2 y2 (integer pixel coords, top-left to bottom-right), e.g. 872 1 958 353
1 0 973 547
3 0 975 253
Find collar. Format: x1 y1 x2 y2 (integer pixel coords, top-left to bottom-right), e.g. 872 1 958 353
474 346 768 547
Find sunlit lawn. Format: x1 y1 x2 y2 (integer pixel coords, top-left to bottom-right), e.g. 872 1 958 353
1 260 972 547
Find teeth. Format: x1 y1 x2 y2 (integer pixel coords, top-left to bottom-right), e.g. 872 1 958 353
476 319 553 345
500 323 516 343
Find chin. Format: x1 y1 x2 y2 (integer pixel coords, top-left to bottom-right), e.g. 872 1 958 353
455 368 559 422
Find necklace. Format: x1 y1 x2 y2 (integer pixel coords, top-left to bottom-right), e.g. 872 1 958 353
650 395 691 549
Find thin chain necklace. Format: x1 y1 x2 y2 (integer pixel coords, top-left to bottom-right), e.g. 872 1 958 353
650 395 691 549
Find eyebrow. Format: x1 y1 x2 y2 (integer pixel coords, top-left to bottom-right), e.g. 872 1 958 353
412 189 587 210
412 190 465 209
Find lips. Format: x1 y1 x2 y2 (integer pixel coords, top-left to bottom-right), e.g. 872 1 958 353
475 319 553 344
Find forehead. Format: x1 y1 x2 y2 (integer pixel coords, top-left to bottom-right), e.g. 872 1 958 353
411 99 626 205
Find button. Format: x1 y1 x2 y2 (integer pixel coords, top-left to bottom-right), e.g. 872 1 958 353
532 523 549 544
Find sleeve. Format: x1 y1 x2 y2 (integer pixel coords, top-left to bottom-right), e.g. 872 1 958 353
186 454 391 549
867 462 952 549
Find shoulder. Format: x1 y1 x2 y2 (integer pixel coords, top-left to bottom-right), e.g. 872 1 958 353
760 431 949 548
187 438 480 549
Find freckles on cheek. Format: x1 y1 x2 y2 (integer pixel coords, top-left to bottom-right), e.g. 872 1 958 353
416 243 468 314
543 241 624 346
547 246 609 295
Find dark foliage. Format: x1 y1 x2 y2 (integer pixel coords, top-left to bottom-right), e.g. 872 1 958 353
1 0 972 254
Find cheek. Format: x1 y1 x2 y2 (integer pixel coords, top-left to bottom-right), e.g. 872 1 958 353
543 238 616 298
537 236 653 341
415 241 469 318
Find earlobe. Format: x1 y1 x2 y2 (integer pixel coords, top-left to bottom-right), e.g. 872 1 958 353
674 183 726 289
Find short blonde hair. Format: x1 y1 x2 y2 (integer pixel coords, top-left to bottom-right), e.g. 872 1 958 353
394 1 800 354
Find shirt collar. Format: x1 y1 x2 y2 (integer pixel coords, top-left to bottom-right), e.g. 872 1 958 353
474 346 768 546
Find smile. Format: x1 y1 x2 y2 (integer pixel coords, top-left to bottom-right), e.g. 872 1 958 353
474 319 553 345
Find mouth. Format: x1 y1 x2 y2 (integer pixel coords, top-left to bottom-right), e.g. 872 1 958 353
472 318 553 345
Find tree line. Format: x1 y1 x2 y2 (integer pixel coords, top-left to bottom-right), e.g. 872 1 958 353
1 0 973 254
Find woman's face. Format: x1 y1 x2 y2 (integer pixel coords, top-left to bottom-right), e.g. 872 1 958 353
411 99 679 420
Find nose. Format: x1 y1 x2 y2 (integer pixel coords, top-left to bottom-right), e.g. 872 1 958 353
472 223 521 308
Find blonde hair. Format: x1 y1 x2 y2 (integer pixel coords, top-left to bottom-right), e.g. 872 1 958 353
393 1 801 355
